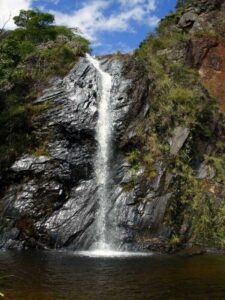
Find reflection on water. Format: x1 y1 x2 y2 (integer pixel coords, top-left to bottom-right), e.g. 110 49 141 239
73 249 152 258
0 250 225 300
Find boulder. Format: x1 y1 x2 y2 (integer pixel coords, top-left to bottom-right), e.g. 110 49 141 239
169 127 190 155
197 162 216 179
11 155 51 173
178 12 198 29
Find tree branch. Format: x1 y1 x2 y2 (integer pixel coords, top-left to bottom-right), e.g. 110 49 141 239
0 13 12 38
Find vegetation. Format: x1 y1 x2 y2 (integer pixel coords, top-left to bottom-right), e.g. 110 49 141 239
130 2 225 249
0 3 224 252
0 9 90 172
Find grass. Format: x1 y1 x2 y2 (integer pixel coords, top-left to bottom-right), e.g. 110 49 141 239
129 3 225 249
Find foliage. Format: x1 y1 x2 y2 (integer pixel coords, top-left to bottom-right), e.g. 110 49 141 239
127 150 141 174
132 4 225 250
0 9 90 173
216 203 225 248
13 10 56 43
170 234 181 247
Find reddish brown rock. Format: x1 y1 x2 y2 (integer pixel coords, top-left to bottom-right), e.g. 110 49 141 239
187 37 218 68
187 37 225 112
200 43 225 112
183 0 225 112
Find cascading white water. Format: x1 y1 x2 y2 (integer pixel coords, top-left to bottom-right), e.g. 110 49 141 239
86 54 112 251
81 55 150 258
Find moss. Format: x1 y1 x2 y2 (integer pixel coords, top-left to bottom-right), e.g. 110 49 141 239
122 182 135 193
32 144 49 157
127 149 140 164
142 153 158 179
29 127 54 157
132 3 225 250
205 155 225 180
28 101 51 117
168 87 195 102
165 147 225 248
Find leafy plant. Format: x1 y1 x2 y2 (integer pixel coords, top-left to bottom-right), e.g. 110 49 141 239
132 3 225 250
0 9 90 174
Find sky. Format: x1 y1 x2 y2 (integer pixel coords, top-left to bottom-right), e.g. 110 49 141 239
0 0 176 54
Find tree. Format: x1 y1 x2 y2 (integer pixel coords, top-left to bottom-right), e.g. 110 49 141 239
13 10 56 43
13 10 54 28
0 13 11 40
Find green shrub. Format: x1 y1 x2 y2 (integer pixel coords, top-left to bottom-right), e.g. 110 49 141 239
132 3 225 250
0 9 90 173
18 41 36 58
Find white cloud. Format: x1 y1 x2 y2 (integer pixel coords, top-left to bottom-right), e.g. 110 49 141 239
33 0 60 5
0 0 31 29
52 0 159 41
49 0 60 4
51 1 109 40
93 41 134 55
94 6 146 32
0 0 160 53
147 15 160 26
118 0 156 11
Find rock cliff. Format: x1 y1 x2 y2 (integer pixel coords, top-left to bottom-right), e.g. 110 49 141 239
0 0 224 253
0 56 158 251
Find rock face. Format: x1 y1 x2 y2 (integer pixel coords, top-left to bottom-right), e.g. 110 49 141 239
178 12 198 29
0 55 172 251
1 1 224 253
184 0 225 112
182 0 223 13
169 127 190 156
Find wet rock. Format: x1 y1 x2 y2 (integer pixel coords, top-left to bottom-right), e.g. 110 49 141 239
178 246 205 257
43 180 98 249
0 54 174 253
11 155 51 173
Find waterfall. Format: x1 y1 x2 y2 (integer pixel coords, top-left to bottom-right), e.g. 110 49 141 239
77 55 149 257
86 54 113 251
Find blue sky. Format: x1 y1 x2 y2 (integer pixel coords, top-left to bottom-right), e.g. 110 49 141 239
0 0 176 54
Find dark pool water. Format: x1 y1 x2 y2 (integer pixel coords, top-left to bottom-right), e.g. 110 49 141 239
0 250 225 300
